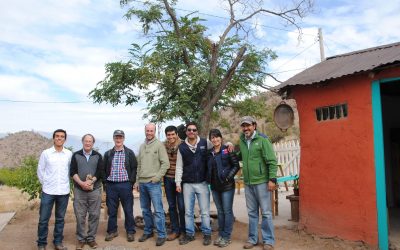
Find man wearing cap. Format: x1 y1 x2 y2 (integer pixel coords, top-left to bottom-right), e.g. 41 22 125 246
238 116 278 250
103 130 138 242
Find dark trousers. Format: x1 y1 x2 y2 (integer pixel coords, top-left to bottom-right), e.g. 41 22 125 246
106 181 136 234
164 176 185 234
37 192 69 247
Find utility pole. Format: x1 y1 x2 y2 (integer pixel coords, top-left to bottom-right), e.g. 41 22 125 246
318 28 325 61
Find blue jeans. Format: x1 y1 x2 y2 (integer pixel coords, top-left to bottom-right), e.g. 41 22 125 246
106 182 135 234
245 183 275 245
212 189 235 239
37 192 69 247
139 182 166 238
183 182 211 236
164 176 185 234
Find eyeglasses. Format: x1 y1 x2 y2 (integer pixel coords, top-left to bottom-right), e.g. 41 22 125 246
187 128 197 132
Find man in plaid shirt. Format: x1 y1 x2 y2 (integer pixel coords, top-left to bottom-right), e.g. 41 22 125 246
103 130 138 242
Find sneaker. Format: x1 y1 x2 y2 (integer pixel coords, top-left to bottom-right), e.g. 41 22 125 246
37 246 46 250
213 236 223 246
243 242 256 249
54 244 67 250
138 233 154 242
263 244 274 250
127 233 135 242
203 235 211 246
218 238 232 248
105 231 118 241
87 241 98 249
75 240 85 250
167 232 180 241
179 234 195 245
155 237 166 246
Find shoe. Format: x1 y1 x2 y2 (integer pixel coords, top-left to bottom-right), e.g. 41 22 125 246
263 244 274 250
218 238 232 248
105 231 118 241
213 236 223 246
179 234 195 245
54 244 67 250
203 235 211 246
138 233 154 242
75 240 85 250
38 246 46 250
167 232 180 241
127 233 135 242
156 237 166 246
87 241 98 249
243 242 256 249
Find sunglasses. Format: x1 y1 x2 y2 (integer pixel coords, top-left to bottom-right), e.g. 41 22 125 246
187 128 198 132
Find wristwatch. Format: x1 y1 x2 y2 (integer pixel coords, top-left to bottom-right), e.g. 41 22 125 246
269 178 277 184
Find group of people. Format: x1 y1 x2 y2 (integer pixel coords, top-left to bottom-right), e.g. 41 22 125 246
36 116 278 250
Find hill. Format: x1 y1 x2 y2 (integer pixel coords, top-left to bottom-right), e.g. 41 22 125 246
210 91 299 144
0 131 52 168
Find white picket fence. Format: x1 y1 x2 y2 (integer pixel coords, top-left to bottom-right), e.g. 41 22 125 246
273 140 300 179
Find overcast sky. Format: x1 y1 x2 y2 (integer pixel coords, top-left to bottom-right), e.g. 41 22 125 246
1 0 399 147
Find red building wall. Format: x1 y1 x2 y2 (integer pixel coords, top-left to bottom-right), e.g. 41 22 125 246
292 73 378 245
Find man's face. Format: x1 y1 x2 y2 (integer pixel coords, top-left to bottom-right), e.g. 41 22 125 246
82 135 94 153
241 123 255 138
53 132 66 147
145 124 156 141
186 125 198 139
113 135 125 147
166 131 178 144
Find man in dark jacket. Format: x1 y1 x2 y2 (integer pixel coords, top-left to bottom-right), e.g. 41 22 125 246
103 130 138 242
70 134 103 250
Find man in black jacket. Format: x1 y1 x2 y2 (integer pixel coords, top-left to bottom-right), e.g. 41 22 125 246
70 134 104 250
103 130 138 242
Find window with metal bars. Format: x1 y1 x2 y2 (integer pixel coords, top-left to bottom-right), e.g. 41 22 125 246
315 103 348 121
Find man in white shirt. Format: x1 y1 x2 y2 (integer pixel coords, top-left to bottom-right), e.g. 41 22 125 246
37 129 72 250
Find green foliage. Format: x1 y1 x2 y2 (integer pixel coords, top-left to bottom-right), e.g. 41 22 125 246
89 0 278 131
0 156 40 200
19 156 42 200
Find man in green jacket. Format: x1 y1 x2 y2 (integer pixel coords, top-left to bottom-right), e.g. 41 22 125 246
136 123 170 247
238 116 278 250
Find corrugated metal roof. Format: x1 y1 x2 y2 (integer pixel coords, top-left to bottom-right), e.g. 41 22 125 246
274 41 400 91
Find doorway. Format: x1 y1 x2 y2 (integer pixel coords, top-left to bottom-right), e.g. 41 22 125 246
381 81 400 248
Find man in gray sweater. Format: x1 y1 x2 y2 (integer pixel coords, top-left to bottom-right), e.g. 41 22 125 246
70 134 104 250
136 123 170 247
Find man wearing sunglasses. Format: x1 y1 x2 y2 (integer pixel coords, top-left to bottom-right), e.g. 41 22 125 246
175 121 213 246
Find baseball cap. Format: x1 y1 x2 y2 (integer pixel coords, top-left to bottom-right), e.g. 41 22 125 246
240 116 256 126
113 129 125 137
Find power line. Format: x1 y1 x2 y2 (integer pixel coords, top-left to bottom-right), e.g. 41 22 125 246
275 40 319 70
0 99 91 104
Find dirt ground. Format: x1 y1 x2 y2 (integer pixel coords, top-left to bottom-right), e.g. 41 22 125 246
0 186 373 250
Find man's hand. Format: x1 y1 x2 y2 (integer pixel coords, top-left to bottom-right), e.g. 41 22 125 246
225 142 235 152
176 186 182 193
80 180 93 191
268 181 276 191
133 183 139 192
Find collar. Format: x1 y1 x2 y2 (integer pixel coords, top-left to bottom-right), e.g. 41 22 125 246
245 131 257 140
185 136 200 147
83 150 92 156
51 146 67 153
146 137 157 145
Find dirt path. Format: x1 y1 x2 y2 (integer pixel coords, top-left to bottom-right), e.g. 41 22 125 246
0 186 371 250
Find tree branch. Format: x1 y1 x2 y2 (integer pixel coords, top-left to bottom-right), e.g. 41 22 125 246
207 46 247 108
162 0 191 67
